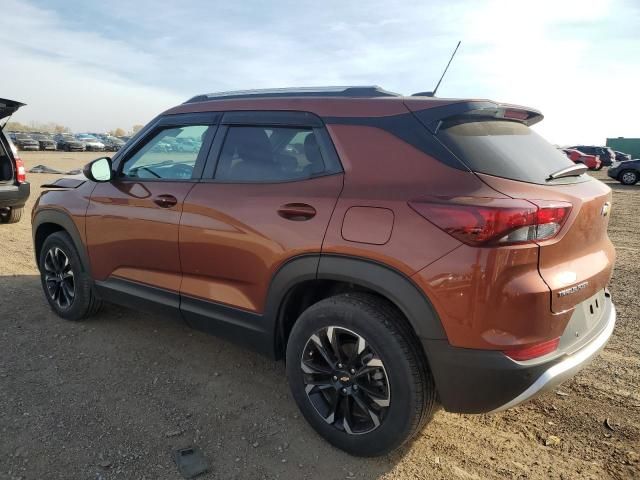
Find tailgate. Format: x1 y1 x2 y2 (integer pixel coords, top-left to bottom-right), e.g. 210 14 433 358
477 173 615 312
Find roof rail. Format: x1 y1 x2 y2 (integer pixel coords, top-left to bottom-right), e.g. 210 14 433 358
184 86 400 103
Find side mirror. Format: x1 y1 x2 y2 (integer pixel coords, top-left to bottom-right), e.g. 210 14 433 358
83 157 113 182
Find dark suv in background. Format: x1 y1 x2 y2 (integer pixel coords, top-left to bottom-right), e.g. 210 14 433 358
32 87 616 456
0 98 30 223
569 145 616 168
54 133 85 152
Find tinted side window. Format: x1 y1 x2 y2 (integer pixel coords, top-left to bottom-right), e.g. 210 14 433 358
121 125 210 180
214 126 325 182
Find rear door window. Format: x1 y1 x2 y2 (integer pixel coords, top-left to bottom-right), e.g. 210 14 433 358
437 120 575 184
214 126 326 182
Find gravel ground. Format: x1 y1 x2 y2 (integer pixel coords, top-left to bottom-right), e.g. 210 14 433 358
1 151 638 480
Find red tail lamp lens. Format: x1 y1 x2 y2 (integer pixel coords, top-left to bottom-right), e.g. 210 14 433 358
504 337 560 361
408 197 572 246
15 158 26 183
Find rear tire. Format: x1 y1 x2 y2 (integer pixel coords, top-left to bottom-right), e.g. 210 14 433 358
286 293 436 456
0 207 23 224
38 231 101 321
619 170 638 185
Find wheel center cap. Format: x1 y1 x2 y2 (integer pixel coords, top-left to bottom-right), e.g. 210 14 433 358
339 375 350 383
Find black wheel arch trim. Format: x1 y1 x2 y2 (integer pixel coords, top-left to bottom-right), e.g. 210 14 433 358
32 208 91 275
315 254 446 340
265 253 447 359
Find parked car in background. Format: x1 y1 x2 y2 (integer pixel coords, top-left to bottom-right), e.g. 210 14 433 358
117 135 131 143
0 98 30 223
99 135 125 152
32 86 616 457
13 133 40 151
569 145 615 168
55 133 85 151
614 150 632 162
561 148 601 170
608 158 640 185
31 133 57 151
76 134 105 152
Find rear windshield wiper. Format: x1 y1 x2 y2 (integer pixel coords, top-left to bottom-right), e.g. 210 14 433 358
547 163 588 181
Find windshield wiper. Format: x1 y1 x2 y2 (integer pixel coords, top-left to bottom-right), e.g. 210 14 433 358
547 163 588 181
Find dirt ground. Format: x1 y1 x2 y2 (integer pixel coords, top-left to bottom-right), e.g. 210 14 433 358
1 151 638 480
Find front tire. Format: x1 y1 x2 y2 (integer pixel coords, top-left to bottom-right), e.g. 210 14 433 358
0 207 23 224
286 293 436 456
619 170 638 185
38 231 101 321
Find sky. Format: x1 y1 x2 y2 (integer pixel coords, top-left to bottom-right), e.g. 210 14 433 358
1 0 638 144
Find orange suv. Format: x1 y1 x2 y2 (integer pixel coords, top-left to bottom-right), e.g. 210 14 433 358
32 87 616 456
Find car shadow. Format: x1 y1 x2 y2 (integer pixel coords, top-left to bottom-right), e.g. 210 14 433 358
0 274 416 479
600 177 639 192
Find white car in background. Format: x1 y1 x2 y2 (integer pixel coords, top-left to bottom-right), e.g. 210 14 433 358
75 134 105 152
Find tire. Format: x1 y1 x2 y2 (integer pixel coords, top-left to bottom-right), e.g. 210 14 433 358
619 170 638 185
38 231 101 321
286 293 436 456
0 207 23 224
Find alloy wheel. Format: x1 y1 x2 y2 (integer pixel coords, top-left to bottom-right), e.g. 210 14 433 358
43 247 75 309
622 171 637 185
300 326 391 435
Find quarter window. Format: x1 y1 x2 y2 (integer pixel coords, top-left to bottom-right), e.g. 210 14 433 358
214 126 325 182
121 125 211 180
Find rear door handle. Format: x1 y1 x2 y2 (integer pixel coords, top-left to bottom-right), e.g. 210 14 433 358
277 203 316 221
153 194 178 208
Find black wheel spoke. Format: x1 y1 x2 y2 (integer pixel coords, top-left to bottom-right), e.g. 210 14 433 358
50 282 60 301
342 396 355 434
61 281 75 300
325 391 342 424
352 390 381 428
301 358 334 375
304 374 333 387
310 334 338 367
327 327 344 364
356 382 390 407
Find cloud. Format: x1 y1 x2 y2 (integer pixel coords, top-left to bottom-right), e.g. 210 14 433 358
2 0 638 143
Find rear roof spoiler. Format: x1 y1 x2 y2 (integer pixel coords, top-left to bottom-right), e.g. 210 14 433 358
406 100 544 134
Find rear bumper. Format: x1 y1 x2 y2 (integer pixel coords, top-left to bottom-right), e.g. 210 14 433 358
0 182 30 208
490 300 615 412
422 293 616 413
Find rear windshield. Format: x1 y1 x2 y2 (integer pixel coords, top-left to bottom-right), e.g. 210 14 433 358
437 120 575 184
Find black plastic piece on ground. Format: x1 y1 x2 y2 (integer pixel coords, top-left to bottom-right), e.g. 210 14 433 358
173 447 209 479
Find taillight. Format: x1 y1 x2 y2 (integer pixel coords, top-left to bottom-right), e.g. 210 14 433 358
408 197 572 246
504 337 560 361
15 157 26 183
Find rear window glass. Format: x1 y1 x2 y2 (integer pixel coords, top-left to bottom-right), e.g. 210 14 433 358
437 120 575 184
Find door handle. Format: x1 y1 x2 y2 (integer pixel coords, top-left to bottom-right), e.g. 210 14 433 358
153 194 178 208
277 203 316 221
